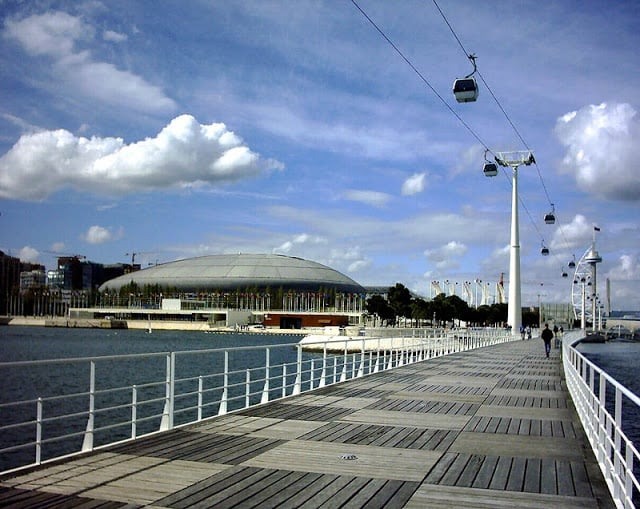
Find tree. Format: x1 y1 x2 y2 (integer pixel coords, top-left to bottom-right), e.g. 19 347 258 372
387 283 412 323
365 294 395 325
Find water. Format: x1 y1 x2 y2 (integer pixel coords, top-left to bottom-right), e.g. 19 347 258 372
577 341 640 444
0 326 308 472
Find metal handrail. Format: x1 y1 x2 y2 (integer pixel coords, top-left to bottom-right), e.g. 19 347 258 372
0 329 513 475
562 331 640 508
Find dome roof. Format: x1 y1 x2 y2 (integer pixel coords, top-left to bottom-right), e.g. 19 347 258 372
99 253 365 293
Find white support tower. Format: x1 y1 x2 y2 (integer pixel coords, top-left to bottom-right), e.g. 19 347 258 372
495 151 536 335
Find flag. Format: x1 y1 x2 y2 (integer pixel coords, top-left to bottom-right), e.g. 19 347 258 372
594 226 601 232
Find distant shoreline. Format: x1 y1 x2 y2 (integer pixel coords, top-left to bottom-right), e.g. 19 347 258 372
0 316 302 334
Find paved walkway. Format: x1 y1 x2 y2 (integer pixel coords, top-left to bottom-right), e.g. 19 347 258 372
0 339 614 508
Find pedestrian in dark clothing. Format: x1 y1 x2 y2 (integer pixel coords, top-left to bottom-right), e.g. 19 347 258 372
541 323 554 358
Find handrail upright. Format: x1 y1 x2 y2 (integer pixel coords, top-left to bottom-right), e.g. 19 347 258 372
82 361 95 452
35 398 42 465
340 342 347 382
282 364 287 398
318 345 326 388
131 385 137 438
245 370 250 408
357 339 365 377
198 376 204 420
261 349 270 403
292 344 302 395
218 351 229 415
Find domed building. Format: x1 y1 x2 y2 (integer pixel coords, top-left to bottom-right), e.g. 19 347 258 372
88 254 366 329
99 253 364 294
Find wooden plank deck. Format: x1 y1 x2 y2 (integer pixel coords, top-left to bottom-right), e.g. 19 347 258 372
0 339 615 508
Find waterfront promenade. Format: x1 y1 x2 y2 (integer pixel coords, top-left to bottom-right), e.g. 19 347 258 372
0 339 614 508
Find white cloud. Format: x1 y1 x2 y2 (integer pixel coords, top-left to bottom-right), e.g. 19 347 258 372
272 233 326 254
607 254 640 281
549 214 593 251
343 189 391 207
103 30 127 42
329 246 371 275
3 11 175 114
50 242 66 252
83 225 117 244
555 102 640 201
401 172 426 196
424 241 467 270
0 115 284 200
19 246 40 262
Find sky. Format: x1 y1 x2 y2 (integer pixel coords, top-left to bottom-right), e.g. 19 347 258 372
1 0 639 312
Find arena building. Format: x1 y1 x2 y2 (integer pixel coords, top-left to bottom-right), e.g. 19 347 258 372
76 254 367 329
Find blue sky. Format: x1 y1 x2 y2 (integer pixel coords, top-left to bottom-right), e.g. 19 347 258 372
1 0 639 311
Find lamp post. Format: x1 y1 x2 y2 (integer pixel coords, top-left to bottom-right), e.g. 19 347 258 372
490 151 536 335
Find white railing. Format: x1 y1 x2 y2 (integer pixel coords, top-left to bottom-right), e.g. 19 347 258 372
0 328 513 475
563 331 640 508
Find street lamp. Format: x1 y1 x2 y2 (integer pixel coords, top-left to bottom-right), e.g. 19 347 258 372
487 150 536 335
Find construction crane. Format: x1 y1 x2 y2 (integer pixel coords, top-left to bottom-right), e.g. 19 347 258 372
125 252 154 265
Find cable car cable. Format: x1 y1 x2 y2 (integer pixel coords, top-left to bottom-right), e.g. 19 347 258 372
432 0 556 209
349 0 494 156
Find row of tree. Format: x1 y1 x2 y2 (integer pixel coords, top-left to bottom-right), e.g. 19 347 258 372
366 283 539 328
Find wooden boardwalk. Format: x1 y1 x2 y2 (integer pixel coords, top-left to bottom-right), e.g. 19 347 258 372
0 339 615 508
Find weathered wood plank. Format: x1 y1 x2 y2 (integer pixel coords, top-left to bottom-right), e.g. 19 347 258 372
523 458 541 493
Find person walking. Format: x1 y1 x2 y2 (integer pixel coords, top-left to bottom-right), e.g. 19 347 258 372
541 323 554 358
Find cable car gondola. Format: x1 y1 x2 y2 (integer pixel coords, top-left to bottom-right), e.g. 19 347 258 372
453 54 479 103
483 162 498 177
541 243 549 256
453 78 478 103
482 149 498 177
568 255 576 269
562 268 568 278
544 204 556 224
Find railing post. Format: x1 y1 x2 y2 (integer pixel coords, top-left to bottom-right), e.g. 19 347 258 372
35 397 42 465
282 364 288 398
218 350 229 415
131 385 137 439
261 348 270 403
292 344 302 395
625 442 633 506
612 388 622 503
82 360 95 452
357 339 365 377
373 338 380 373
598 375 607 465
160 354 174 430
310 358 316 390
319 345 327 388
198 376 203 421
340 342 348 382
333 356 338 384
245 370 251 408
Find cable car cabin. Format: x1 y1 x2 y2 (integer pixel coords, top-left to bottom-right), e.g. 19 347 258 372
541 246 549 256
562 270 568 278
453 77 479 103
483 162 498 177
544 212 556 224
568 259 576 268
